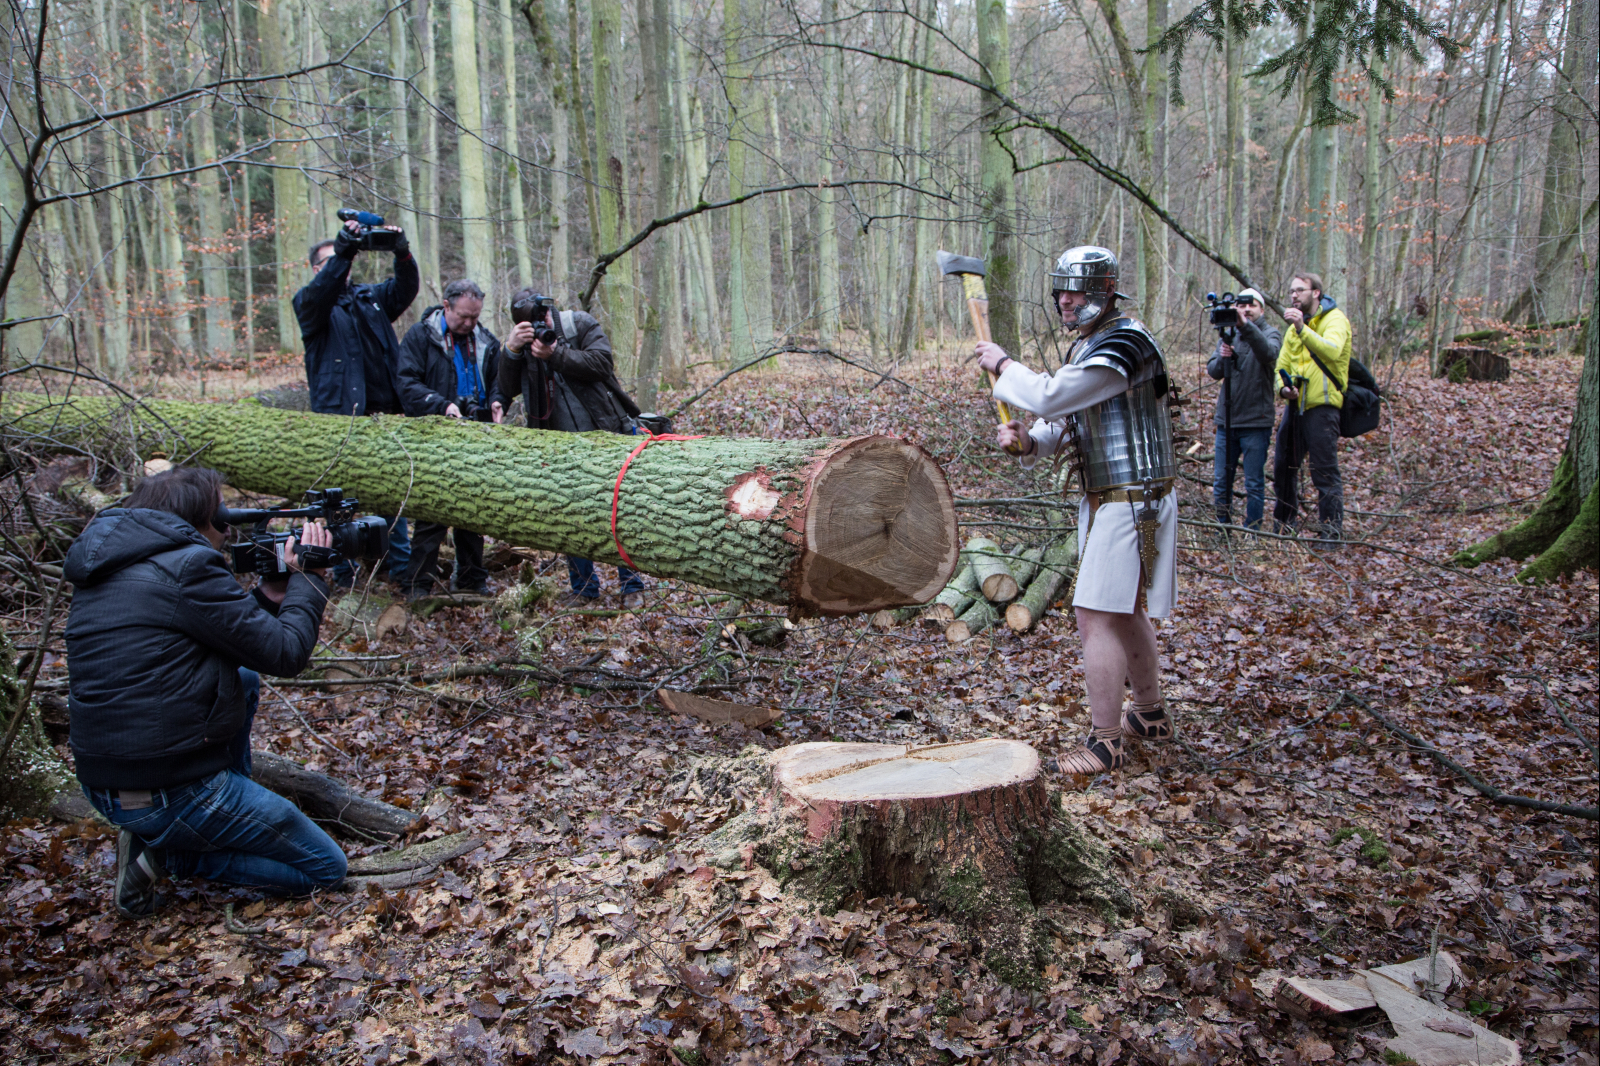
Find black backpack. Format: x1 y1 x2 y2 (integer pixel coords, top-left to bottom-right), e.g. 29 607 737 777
1305 348 1382 437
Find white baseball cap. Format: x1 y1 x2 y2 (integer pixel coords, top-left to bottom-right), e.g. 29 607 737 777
1237 287 1265 304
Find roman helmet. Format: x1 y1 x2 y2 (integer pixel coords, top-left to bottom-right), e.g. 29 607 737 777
1047 246 1133 330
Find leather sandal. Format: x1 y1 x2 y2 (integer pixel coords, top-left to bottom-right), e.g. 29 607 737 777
1057 726 1125 775
1122 696 1173 741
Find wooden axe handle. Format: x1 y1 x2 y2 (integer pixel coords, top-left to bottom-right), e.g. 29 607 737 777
959 275 1021 453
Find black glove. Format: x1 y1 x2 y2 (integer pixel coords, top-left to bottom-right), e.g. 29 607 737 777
390 228 410 258
333 224 361 260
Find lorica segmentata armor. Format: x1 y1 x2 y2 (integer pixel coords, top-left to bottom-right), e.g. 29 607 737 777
1065 317 1176 493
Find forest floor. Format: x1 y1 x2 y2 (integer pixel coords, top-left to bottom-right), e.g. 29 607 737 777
1 344 1596 1065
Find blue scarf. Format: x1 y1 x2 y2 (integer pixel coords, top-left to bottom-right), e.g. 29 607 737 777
451 331 484 404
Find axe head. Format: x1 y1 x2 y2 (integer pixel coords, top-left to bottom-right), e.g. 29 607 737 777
936 249 986 278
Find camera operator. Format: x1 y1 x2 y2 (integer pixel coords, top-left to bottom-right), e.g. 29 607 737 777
499 287 650 610
294 217 418 585
65 467 345 918
1205 288 1280 530
396 278 506 599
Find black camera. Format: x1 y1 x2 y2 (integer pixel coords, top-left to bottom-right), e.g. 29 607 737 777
217 488 389 577
511 290 560 346
1206 291 1240 341
336 208 401 253
455 396 494 423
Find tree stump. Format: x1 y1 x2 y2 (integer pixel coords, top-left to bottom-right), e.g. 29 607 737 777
752 740 1130 987
1437 345 1510 382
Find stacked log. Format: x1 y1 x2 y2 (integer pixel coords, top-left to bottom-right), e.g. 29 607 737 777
896 535 1075 641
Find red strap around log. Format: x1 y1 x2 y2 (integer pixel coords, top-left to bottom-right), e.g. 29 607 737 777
610 431 705 569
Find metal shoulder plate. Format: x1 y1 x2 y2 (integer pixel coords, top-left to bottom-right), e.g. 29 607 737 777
1070 317 1165 387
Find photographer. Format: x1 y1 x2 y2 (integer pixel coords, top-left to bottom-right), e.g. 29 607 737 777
1273 272 1352 543
396 278 506 599
65 467 345 918
1205 288 1281 529
294 216 418 585
498 288 649 609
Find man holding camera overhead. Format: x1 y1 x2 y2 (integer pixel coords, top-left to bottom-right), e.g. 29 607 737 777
65 467 345 918
396 279 507 600
498 288 649 609
295 214 418 584
1205 288 1281 530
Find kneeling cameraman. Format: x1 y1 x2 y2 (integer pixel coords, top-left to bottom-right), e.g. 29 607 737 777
66 467 345 918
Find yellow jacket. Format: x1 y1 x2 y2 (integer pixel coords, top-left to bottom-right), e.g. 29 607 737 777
1276 299 1352 411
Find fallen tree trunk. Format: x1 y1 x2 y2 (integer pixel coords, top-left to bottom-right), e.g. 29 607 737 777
1006 538 1078 633
4 396 959 615
251 750 418 838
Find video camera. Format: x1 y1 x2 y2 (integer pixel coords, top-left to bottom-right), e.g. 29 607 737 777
1205 292 1240 341
216 488 389 577
511 290 561 347
336 208 402 253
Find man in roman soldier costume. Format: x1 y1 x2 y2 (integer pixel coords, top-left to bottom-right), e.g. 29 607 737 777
975 246 1178 775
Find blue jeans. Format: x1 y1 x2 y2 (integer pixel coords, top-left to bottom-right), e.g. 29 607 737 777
332 514 410 587
567 556 645 599
1213 427 1271 529
83 669 346 895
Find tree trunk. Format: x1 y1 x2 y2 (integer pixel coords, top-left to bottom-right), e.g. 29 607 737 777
590 0 638 379
6 397 959 614
1455 286 1598 581
251 750 418 838
498 0 534 288
390 1 423 251
0 628 72 819
451 0 494 311
568 0 601 261
522 0 570 296
757 739 1130 987
419 0 442 298
1524 0 1593 324
968 537 1018 602
976 0 1019 357
259 0 309 354
815 0 841 347
724 0 775 367
922 557 978 623
635 0 675 412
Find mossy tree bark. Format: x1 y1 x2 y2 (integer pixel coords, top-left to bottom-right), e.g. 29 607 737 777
1455 286 1598 582
5 397 959 615
761 740 1131 988
0 628 72 819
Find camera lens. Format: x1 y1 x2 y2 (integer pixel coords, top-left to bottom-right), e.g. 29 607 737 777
332 515 390 563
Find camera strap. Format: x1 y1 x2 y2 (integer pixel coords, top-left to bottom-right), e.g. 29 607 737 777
611 430 705 568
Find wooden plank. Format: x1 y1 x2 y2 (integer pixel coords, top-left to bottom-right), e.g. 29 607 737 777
657 689 781 728
1274 976 1378 1019
1361 970 1520 1066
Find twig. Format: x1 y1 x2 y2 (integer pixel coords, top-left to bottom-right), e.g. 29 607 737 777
1345 692 1598 821
224 902 269 935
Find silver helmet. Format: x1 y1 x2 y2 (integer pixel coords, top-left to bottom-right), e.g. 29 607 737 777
1048 246 1133 329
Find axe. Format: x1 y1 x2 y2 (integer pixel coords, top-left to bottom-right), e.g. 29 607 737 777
937 249 1023 454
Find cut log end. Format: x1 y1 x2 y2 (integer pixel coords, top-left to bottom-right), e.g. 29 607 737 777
945 620 972 643
1005 602 1035 632
981 573 1019 602
798 437 959 615
923 603 956 624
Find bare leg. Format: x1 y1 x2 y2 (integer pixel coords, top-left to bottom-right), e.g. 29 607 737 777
1077 606 1162 730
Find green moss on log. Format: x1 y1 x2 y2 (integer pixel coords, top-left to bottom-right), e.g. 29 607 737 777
5 395 959 614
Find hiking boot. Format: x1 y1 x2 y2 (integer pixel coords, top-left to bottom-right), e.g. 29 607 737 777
115 830 165 919
555 590 601 609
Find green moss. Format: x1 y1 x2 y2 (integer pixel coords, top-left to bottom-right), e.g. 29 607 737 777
1332 826 1391 864
1384 1051 1417 1065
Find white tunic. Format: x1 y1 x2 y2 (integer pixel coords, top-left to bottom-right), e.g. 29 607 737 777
993 358 1179 618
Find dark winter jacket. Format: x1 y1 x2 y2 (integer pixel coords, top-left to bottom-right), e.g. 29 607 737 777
294 250 419 416
1205 316 1283 430
496 310 639 434
397 306 508 417
64 508 329 790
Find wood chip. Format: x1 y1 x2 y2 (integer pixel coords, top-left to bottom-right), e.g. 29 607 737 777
1274 976 1379 1019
